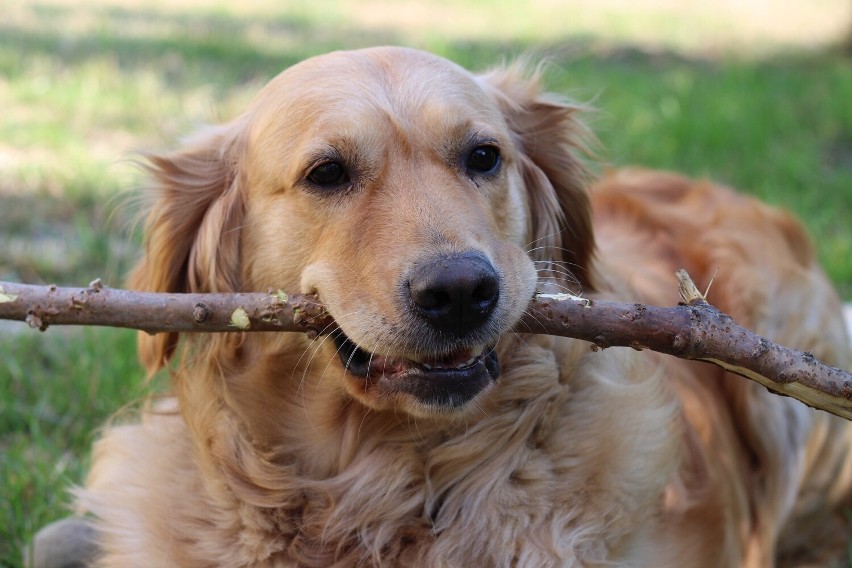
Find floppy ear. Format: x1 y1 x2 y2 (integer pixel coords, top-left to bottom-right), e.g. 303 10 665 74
129 122 246 372
479 65 596 291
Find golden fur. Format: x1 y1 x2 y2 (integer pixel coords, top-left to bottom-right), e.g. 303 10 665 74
76 47 852 567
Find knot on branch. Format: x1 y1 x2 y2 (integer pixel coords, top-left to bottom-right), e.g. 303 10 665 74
193 303 212 324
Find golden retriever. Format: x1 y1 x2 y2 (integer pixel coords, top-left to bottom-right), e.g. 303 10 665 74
73 47 852 567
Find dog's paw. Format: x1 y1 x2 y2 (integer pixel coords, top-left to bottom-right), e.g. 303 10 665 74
24 517 98 568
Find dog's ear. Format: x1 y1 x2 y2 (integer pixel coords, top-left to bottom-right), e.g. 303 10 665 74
479 65 596 291
129 123 246 372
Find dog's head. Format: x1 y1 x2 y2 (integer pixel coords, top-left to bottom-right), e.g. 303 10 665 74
132 47 594 417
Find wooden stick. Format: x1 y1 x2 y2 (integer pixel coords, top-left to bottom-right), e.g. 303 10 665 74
0 280 334 336
1 273 850 419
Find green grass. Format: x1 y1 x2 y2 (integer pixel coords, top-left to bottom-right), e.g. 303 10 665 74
2 1 851 565
568 54 852 292
0 329 147 566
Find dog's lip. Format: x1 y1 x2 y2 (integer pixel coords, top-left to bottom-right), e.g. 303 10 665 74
332 329 500 409
331 330 500 384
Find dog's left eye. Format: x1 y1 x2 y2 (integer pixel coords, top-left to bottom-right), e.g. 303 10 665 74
307 161 350 187
466 145 501 175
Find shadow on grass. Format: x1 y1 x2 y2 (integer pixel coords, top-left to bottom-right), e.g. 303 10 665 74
0 191 136 286
2 2 397 86
2 1 732 88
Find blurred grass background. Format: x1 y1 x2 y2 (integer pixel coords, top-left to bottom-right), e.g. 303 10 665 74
2 0 852 565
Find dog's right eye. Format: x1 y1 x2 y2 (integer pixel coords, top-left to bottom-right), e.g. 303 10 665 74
466 145 501 175
307 161 350 188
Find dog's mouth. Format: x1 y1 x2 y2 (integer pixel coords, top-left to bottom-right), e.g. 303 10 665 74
331 330 500 410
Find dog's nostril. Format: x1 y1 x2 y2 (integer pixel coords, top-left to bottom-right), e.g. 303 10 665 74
408 252 499 336
472 277 498 303
416 289 451 311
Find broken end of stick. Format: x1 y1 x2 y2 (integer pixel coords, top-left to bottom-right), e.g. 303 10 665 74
676 269 706 305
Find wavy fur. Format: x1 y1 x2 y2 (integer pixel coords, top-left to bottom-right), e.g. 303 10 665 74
76 48 852 567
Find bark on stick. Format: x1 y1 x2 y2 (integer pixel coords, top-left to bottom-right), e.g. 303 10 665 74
1 274 850 420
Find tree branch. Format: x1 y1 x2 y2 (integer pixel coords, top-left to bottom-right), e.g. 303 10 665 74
1 274 850 420
0 280 335 336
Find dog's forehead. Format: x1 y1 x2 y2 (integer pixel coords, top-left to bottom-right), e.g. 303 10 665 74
250 47 500 130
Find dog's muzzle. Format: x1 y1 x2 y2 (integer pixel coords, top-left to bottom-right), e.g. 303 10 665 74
333 252 504 409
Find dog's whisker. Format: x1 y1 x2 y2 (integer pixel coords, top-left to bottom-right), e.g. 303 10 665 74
291 314 346 377
294 317 347 386
294 309 364 418
523 230 566 254
534 264 580 279
512 308 550 336
535 275 583 295
535 269 582 284
531 257 585 273
534 265 585 295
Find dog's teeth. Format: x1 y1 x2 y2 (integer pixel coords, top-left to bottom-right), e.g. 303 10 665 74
416 346 487 370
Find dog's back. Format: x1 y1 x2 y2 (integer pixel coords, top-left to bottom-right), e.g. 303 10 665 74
592 168 852 566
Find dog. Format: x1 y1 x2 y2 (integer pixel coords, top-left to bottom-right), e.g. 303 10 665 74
67 47 851 567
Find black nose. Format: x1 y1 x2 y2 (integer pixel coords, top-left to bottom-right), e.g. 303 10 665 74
408 252 500 336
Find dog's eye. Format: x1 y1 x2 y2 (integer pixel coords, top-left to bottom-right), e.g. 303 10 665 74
307 161 350 187
466 145 501 175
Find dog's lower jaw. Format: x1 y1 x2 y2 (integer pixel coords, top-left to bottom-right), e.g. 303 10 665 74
382 351 499 414
332 331 500 415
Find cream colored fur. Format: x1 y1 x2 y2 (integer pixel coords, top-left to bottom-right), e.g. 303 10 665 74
75 47 852 567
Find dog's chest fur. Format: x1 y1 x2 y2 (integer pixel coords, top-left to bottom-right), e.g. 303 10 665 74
80 336 678 567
